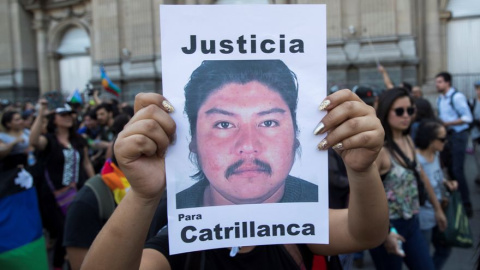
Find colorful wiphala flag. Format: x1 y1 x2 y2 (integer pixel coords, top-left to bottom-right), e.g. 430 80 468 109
100 65 121 97
0 168 48 269
68 89 83 104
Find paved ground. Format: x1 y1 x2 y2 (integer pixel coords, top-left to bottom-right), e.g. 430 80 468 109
353 151 480 270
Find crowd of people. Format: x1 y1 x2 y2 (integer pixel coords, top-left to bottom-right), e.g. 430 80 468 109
0 67 478 270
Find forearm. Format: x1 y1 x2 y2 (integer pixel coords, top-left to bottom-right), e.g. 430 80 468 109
347 163 389 246
81 190 162 270
381 72 394 89
29 111 45 148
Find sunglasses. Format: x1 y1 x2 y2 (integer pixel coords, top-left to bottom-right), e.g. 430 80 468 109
393 107 416 117
436 137 447 143
57 112 72 117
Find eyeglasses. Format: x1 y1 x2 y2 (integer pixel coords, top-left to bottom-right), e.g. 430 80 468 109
393 107 416 117
436 137 447 143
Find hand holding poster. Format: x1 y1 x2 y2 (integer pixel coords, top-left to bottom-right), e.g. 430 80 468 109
160 5 328 254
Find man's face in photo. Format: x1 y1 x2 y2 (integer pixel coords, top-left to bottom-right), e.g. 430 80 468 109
193 81 296 205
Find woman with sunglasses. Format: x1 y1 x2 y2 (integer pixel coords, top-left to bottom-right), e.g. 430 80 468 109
29 98 95 270
415 119 457 270
370 88 446 270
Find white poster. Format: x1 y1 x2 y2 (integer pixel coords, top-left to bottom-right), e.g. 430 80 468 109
160 4 328 255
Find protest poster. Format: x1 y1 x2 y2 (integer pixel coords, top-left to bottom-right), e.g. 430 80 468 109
160 4 328 255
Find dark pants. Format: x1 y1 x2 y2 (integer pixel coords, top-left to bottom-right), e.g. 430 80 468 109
369 215 435 270
446 130 471 204
422 226 452 270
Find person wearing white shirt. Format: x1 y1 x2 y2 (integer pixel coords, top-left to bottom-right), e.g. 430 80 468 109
435 71 473 218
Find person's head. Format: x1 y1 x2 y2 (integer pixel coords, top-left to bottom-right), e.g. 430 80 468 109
412 86 423 98
399 82 412 93
46 104 75 135
1 111 23 131
21 110 35 129
413 97 435 122
414 120 447 152
95 103 114 127
83 110 98 130
435 72 452 93
475 80 480 98
111 114 130 137
377 87 415 145
353 86 376 107
184 60 300 204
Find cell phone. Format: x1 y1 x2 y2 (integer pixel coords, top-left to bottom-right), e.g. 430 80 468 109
43 91 65 111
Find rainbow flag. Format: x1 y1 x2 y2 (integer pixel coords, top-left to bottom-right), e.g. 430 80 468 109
100 66 121 97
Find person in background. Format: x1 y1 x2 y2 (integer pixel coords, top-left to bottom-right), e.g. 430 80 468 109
470 80 480 185
371 88 446 270
64 114 132 270
30 100 94 270
0 112 48 269
435 71 473 217
415 119 458 270
412 86 423 99
410 97 436 142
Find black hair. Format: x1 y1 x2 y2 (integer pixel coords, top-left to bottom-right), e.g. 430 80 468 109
401 82 412 92
95 103 118 118
1 111 20 130
436 72 452 84
111 114 130 136
184 60 300 180
376 87 414 153
185 60 299 137
414 98 435 122
46 113 84 149
121 105 134 118
414 119 444 150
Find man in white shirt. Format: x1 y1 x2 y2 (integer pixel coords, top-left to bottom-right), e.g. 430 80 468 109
436 71 473 217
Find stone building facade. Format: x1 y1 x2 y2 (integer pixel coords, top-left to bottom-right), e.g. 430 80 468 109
0 0 463 103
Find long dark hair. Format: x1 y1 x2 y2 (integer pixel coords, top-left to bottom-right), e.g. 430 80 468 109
376 87 414 153
46 113 84 149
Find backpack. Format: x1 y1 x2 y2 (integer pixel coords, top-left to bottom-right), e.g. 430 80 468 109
84 174 116 223
437 89 475 129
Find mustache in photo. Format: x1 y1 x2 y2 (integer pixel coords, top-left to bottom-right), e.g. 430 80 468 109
224 159 273 179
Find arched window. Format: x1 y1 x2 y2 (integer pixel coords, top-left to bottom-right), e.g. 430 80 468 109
56 27 92 95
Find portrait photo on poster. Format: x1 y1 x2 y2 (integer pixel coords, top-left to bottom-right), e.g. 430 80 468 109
176 59 319 209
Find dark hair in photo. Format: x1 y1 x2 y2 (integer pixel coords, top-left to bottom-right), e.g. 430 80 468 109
95 103 119 118
414 119 444 150
376 87 414 152
1 111 19 130
184 60 299 138
436 71 452 84
184 60 300 181
46 113 85 149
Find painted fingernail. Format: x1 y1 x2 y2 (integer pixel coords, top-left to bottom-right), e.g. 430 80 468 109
313 122 325 135
332 142 343 150
162 100 175 113
318 100 331 111
317 139 328 150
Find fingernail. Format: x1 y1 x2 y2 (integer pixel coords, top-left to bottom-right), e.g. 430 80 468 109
318 100 331 111
162 100 175 113
332 142 343 150
317 139 328 150
313 122 325 135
